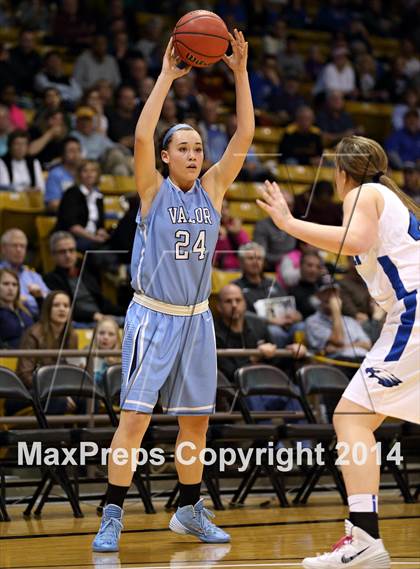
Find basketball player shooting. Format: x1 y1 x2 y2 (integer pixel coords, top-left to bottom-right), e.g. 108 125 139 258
92 29 254 552
257 135 420 569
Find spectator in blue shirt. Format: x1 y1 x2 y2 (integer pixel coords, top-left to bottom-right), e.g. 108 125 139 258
198 98 228 166
385 110 420 169
0 228 49 318
249 55 281 110
45 137 82 213
0 268 33 348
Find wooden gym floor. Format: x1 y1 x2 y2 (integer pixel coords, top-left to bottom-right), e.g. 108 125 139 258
0 493 419 569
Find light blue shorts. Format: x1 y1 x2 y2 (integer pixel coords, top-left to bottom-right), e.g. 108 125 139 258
120 301 217 415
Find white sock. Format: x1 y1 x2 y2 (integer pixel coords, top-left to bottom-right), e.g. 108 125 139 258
348 494 378 513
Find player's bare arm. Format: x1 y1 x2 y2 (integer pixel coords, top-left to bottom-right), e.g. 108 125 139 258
202 29 254 212
134 39 191 214
257 180 382 256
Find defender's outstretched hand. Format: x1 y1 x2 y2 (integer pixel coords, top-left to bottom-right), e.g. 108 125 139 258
162 38 192 80
257 181 293 231
222 29 248 73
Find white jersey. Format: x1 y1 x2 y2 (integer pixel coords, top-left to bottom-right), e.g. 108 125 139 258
343 183 420 424
353 183 420 313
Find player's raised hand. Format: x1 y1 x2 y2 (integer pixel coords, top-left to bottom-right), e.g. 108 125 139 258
222 29 248 73
161 38 191 79
256 180 294 230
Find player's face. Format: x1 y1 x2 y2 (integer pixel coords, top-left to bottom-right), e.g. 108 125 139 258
163 130 204 186
50 293 70 326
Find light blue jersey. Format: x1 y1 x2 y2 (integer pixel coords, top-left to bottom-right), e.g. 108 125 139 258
131 177 220 305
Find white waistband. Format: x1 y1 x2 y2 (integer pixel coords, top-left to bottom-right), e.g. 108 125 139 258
133 292 209 316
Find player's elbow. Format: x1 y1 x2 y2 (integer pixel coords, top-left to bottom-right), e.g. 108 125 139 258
341 233 375 256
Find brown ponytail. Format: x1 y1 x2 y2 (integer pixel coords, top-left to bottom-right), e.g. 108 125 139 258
335 135 420 218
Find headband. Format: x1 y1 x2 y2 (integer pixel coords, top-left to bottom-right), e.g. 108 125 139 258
372 171 384 183
162 123 194 148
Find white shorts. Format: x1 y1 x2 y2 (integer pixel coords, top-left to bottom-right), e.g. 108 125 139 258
343 292 420 424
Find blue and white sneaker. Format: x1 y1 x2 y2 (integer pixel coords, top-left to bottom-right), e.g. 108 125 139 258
169 499 230 543
92 504 123 552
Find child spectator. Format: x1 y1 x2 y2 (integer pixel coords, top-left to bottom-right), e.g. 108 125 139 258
92 316 121 388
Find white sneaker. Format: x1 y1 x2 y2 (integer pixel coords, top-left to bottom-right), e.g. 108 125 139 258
302 520 391 568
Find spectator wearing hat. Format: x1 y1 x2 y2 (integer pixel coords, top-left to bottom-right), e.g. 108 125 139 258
305 275 371 361
70 106 133 175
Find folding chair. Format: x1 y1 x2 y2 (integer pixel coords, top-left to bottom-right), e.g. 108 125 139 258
28 364 117 518
217 366 289 507
0 367 81 520
295 365 409 503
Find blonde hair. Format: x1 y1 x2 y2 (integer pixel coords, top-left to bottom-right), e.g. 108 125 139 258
94 316 121 365
335 135 420 217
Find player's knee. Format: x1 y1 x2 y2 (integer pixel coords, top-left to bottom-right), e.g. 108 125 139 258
178 415 209 436
119 410 151 436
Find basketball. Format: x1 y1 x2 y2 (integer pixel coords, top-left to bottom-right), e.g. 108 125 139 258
172 10 229 68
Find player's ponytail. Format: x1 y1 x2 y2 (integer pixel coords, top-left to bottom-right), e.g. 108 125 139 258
335 135 420 218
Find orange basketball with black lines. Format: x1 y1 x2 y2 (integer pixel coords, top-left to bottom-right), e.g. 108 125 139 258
172 10 229 68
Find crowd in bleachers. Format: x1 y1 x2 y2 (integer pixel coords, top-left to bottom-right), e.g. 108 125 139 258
0 0 419 414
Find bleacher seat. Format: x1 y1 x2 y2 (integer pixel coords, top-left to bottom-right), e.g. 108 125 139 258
35 216 57 273
75 329 94 349
228 201 267 222
344 101 393 142
211 269 242 294
0 357 18 372
113 176 137 194
226 182 261 201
